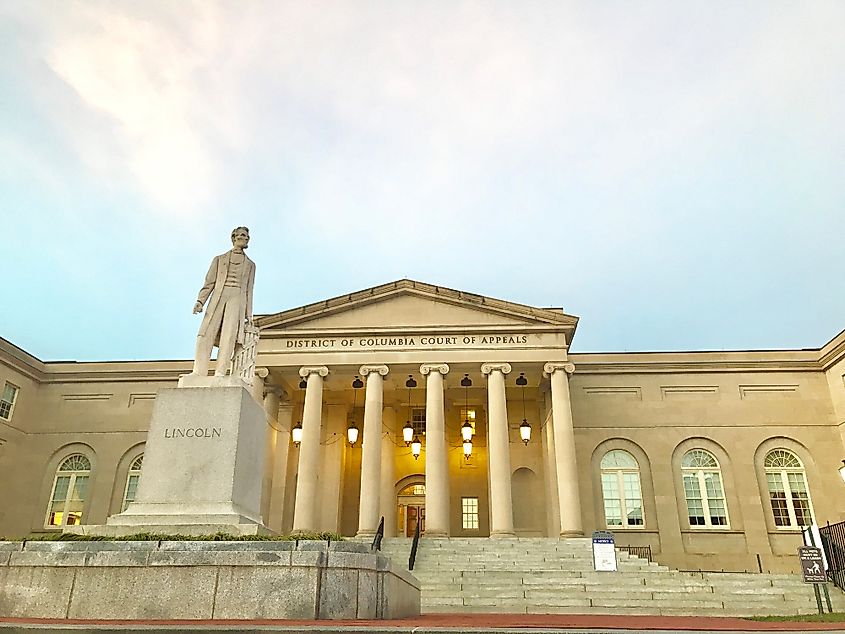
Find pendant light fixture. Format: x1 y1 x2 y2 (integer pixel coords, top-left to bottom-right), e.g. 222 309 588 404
293 372 306 447
411 435 422 460
347 375 363 446
516 372 531 445
402 375 417 446
460 374 473 460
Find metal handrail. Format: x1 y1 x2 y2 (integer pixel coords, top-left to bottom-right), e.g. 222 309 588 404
372 516 385 551
819 521 845 591
409 516 421 571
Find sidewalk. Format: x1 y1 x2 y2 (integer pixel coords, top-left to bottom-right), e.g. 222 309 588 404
1 613 845 633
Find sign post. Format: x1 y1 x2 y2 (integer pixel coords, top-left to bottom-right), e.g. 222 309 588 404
592 531 617 572
798 546 826 614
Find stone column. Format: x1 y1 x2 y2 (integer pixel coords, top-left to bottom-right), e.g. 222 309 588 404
261 384 285 525
420 363 450 537
268 401 293 533
357 364 389 537
292 365 329 533
544 362 582 536
380 406 397 537
481 362 516 537
541 386 561 537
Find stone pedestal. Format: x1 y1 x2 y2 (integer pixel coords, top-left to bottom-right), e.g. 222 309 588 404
104 378 269 534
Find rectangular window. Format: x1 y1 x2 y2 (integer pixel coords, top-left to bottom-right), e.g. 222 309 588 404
683 473 705 525
123 474 141 511
411 407 426 437
767 473 791 526
461 497 479 530
601 473 622 526
622 473 644 526
0 382 19 421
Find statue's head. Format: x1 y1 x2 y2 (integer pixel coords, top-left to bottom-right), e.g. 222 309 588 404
231 226 250 248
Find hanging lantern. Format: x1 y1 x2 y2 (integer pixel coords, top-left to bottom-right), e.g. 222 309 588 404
403 375 417 446
411 436 422 460
347 423 359 446
299 378 307 389
292 421 303 447
463 439 473 461
347 375 363 447
516 372 530 446
519 419 531 445
460 373 473 443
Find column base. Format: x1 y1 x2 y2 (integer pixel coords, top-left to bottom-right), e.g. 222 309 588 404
356 529 377 538
489 530 517 539
422 530 448 538
559 529 584 537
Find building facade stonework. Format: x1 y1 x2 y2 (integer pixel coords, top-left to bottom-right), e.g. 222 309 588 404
1 279 844 573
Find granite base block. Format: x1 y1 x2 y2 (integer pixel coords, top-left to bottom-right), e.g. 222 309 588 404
0 540 420 620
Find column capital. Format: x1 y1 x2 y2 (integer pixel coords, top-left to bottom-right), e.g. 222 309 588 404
543 362 575 378
420 363 450 376
360 364 389 377
481 362 512 376
299 366 329 378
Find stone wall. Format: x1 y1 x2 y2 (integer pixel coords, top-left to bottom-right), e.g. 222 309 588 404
0 540 420 620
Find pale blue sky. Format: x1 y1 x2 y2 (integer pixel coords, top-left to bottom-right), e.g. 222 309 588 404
2 1 843 361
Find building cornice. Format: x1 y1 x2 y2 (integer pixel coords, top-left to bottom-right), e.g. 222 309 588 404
818 328 845 370
569 350 821 374
0 337 47 382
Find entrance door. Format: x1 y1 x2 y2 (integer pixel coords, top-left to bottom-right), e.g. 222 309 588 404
397 482 426 537
406 505 426 537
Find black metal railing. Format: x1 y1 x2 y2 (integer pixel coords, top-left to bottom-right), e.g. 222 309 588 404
819 521 845 591
409 518 421 571
617 545 652 562
371 516 385 551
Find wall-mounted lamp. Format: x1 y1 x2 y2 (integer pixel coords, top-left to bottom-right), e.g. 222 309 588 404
411 436 422 460
292 422 303 447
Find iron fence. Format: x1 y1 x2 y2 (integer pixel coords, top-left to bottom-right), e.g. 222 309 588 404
617 545 652 562
819 520 845 591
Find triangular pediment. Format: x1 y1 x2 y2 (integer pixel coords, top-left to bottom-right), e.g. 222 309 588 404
256 280 578 335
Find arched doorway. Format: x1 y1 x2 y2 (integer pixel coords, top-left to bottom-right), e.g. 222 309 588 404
396 477 425 537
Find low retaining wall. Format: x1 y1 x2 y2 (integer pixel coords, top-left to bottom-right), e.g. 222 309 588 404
0 540 420 620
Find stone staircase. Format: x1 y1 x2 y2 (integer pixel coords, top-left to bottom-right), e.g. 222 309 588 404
379 537 845 616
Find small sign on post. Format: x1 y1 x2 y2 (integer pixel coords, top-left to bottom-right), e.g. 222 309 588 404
799 546 826 583
592 530 617 572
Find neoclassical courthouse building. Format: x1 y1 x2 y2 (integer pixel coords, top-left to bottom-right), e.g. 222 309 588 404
2 279 844 573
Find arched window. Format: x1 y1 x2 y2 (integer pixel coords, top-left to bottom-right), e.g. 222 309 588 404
765 449 814 528
600 450 644 528
682 449 728 528
122 454 144 511
46 454 91 527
